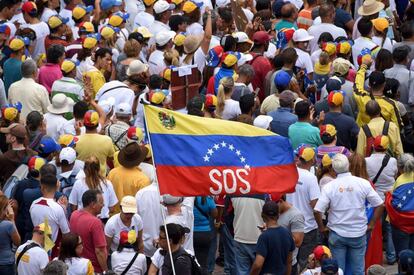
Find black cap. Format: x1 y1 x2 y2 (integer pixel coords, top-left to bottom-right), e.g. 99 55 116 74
325 77 343 93
128 32 145 44
321 259 339 274
369 71 386 88
262 201 279 217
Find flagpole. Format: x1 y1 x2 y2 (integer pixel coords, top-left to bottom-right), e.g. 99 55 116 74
142 104 176 275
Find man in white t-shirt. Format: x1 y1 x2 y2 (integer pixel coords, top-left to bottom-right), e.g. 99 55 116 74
163 195 195 255
352 18 378 69
148 31 176 75
30 173 70 243
286 145 322 271
15 223 50 275
149 0 174 39
308 3 347 53
314 154 384 274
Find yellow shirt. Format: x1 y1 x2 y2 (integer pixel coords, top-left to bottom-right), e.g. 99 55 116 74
75 133 115 176
107 166 150 213
356 117 403 157
354 64 402 129
84 69 105 99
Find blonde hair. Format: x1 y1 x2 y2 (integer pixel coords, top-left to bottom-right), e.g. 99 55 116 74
124 40 141 58
216 77 235 116
164 48 180 66
84 156 106 191
319 51 330 66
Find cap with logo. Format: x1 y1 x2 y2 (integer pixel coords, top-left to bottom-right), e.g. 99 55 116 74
206 46 224 67
0 123 27 138
154 0 175 14
119 230 137 245
59 147 77 164
336 40 353 55
222 51 241 68
182 0 203 14
205 94 218 109
321 153 334 167
109 12 130 27
321 42 337 56
1 102 21 121
83 110 100 127
72 5 93 20
61 59 80 74
48 15 69 29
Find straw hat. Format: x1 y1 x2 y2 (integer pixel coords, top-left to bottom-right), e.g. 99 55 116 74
183 35 202 54
358 0 384 16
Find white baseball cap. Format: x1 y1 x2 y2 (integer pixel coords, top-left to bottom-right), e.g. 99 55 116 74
292 29 314 42
233 32 253 44
115 102 132 116
253 115 273 130
59 147 76 164
155 30 176 46
127 60 148 76
153 0 174 14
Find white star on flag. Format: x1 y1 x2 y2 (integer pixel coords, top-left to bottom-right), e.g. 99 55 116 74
221 141 227 147
207 149 214 155
240 157 246 163
236 150 241 156
403 196 407 200
203 155 210 162
244 164 250 170
228 144 234 151
213 144 220 150
398 203 403 208
409 190 412 194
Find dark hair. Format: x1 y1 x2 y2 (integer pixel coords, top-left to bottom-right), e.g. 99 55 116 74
94 47 112 62
40 163 57 177
82 189 102 207
59 233 80 262
73 101 89 120
26 111 43 131
369 71 386 90
318 32 334 44
321 133 335 144
77 48 92 62
281 47 298 65
159 224 186 245
46 44 65 64
319 3 335 18
375 49 393 72
384 78 400 99
405 4 414 21
256 0 271 11
400 22 414 40
221 35 237 52
239 93 255 114
149 75 163 90
393 46 410 63
358 18 373 37
0 0 20 12
272 54 284 70
294 100 311 119
40 173 58 190
365 100 381 117
185 8 201 24
128 32 144 44
169 15 186 32
217 7 233 24
187 96 204 117
281 3 295 19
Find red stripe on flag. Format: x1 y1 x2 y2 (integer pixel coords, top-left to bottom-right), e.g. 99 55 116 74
156 164 298 196
385 192 414 234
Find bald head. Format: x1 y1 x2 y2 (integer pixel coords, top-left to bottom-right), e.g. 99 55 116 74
281 3 297 21
366 100 381 118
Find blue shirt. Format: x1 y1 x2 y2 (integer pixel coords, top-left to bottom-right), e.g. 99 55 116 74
269 107 298 137
0 220 16 265
13 177 40 235
256 226 295 275
3 57 22 95
288 121 323 149
193 196 216 232
323 112 359 150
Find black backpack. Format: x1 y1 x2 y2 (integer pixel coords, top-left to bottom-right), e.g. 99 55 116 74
174 252 207 275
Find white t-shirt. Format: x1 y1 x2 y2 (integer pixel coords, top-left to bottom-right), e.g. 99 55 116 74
30 197 70 241
69 178 118 219
314 172 383 238
25 22 50 59
136 183 163 257
308 23 347 53
303 266 344 275
59 8 75 28
286 167 320 233
366 154 398 200
111 249 147 275
44 112 76 141
221 99 241 120
295 48 314 74
180 47 207 74
95 80 135 107
165 197 195 255
352 37 378 69
16 241 49 275
133 11 154 30
63 257 93 275
372 36 393 52
186 22 204 36
75 57 94 81
311 49 322 67
231 197 265 244
40 8 58 23
105 213 144 252
148 50 167 76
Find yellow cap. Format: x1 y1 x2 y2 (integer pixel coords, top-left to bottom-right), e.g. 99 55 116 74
61 60 77 73
134 26 153 38
79 22 95 33
372 17 389 32
162 67 172 81
100 26 118 40
82 35 98 49
108 12 129 27
173 33 186 46
48 15 69 29
183 1 200 13
72 5 93 20
150 91 166 104
9 37 25 51
143 0 156 5
172 0 184 4
322 154 333 167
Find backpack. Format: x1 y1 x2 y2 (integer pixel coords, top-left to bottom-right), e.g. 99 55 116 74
362 121 390 157
174 251 208 275
2 164 29 199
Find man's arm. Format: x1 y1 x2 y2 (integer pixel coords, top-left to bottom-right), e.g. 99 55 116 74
285 252 293 275
354 64 370 97
95 246 108 272
250 254 265 275
368 204 384 231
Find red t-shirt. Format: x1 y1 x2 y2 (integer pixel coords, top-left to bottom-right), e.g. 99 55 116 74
69 210 107 273
250 53 272 102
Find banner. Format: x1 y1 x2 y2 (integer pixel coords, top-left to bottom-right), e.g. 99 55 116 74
144 105 298 196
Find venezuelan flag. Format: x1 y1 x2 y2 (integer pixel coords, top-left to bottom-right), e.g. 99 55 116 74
144 105 298 196
385 172 414 233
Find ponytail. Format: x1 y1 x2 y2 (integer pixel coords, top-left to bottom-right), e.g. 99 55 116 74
216 83 225 116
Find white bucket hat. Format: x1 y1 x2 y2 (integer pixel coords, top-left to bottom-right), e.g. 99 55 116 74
47 94 73 114
292 29 314 42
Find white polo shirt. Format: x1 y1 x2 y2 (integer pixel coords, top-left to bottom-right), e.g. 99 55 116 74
286 167 320 233
295 48 314 74
104 213 144 252
314 172 383 238
16 240 49 275
148 50 167 75
30 197 70 242
136 183 163 257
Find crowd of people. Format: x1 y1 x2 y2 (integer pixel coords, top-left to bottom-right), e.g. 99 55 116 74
0 0 413 274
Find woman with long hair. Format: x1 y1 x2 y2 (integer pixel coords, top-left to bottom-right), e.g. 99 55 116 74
37 0 59 22
116 39 142 82
349 153 370 180
216 77 241 120
374 49 394 72
58 233 94 275
0 195 21 275
69 156 118 222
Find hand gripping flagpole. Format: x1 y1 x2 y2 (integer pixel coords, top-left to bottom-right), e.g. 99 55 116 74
142 103 176 275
